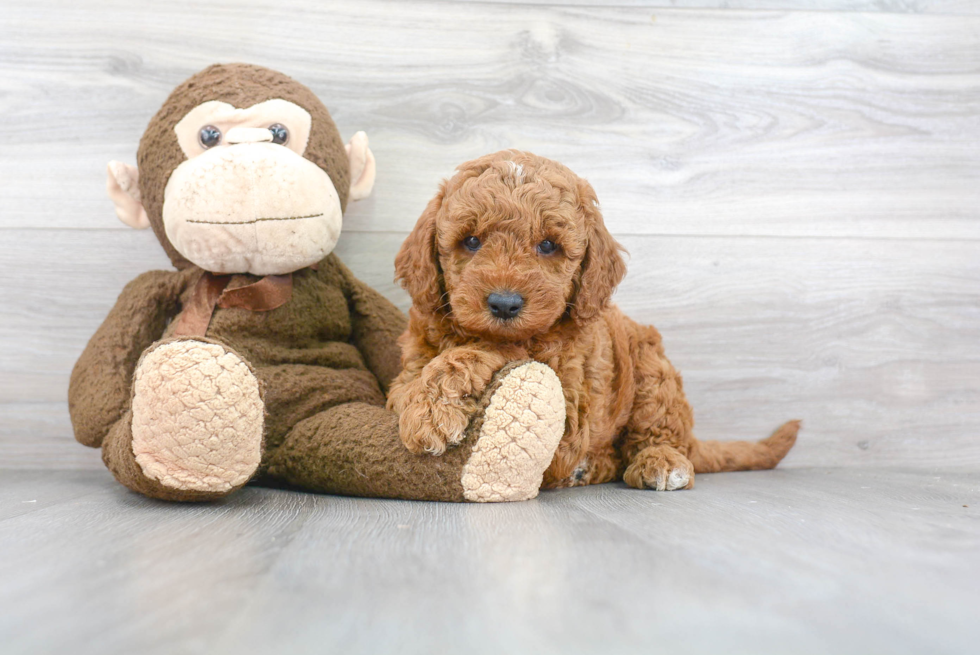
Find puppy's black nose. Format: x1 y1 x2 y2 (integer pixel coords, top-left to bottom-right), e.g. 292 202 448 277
487 291 524 320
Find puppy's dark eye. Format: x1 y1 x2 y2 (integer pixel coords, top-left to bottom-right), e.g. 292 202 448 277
268 123 289 145
537 239 557 255
463 236 482 252
199 125 222 149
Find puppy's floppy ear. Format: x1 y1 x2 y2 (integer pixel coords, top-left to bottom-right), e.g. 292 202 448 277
395 187 445 315
569 178 627 323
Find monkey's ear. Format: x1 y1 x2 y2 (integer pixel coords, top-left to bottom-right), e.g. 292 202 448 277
345 131 376 201
106 161 150 229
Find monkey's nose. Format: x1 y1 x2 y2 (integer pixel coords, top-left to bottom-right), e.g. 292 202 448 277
225 127 274 145
487 291 524 320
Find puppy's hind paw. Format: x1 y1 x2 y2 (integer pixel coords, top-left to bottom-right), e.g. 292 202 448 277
624 444 695 491
664 467 692 491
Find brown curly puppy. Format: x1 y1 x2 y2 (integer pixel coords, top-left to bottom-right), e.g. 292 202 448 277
387 150 799 491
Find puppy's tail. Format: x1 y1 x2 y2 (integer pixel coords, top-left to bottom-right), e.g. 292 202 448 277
688 420 800 473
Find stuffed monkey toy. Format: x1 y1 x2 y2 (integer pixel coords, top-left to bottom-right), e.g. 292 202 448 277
69 64 565 503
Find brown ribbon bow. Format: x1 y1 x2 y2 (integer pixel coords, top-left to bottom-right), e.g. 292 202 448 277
172 271 295 337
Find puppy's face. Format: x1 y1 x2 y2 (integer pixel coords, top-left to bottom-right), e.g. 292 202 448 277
396 152 626 343
436 161 586 340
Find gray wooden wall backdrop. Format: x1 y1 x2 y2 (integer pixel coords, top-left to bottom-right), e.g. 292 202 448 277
1 0 978 471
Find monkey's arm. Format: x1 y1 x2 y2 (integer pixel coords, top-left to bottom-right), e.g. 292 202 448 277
325 255 408 395
69 269 191 447
349 281 407 394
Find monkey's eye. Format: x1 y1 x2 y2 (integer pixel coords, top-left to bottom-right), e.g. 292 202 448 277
462 236 482 252
268 124 289 145
537 239 558 255
198 125 222 149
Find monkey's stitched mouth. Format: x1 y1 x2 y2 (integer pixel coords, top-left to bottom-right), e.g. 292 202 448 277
186 213 324 226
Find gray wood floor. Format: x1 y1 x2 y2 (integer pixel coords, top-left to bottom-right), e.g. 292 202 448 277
2 0 979 652
1 467 977 655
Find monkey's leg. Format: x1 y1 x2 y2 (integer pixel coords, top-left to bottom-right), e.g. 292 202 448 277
102 338 264 501
266 362 566 502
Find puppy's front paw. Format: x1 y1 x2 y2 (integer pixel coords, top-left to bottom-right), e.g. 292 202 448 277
394 352 496 456
399 394 474 456
624 444 695 491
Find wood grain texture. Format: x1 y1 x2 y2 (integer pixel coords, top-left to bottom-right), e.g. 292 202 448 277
1 1 979 238
0 405 104 470
451 0 980 15
1 468 977 654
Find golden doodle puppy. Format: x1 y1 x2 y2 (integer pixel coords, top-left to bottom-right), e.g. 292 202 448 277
387 150 799 491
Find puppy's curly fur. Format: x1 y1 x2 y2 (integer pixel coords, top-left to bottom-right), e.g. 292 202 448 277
387 151 799 490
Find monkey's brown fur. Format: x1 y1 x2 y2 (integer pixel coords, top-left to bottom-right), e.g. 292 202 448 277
137 65 352 271
390 151 799 490
69 66 565 503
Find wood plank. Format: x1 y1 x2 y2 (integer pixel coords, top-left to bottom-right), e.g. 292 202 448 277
0 477 319 654
0 468 976 654
562 468 980 655
449 0 980 14
2 229 978 470
0 469 106 521
1 2 978 238
0 404 104 471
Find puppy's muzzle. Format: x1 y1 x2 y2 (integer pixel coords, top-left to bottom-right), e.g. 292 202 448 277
487 291 524 320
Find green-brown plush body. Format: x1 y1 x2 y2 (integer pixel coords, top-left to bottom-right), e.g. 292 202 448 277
69 64 565 503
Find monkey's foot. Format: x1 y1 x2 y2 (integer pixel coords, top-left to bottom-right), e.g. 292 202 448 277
460 362 565 502
131 339 264 493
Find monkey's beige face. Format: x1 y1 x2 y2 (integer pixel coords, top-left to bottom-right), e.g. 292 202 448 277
162 99 342 275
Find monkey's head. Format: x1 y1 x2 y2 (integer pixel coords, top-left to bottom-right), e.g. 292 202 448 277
107 63 376 275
